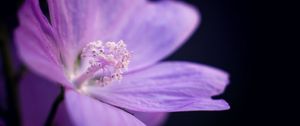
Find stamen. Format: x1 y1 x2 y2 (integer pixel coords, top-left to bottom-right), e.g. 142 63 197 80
74 40 130 88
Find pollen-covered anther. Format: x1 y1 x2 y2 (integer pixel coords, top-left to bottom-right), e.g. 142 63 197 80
75 40 131 87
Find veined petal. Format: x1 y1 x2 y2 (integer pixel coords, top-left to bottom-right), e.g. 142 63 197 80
132 112 168 126
88 62 229 112
47 0 199 71
116 1 200 71
47 0 144 65
64 90 145 126
15 0 71 87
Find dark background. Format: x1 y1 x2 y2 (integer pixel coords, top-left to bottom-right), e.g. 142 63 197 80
165 0 296 126
0 0 296 126
165 0 254 126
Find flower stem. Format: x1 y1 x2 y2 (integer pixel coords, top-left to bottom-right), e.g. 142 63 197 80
44 86 64 126
0 26 21 126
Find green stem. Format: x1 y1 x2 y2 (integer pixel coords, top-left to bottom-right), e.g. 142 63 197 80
44 86 64 126
0 26 21 126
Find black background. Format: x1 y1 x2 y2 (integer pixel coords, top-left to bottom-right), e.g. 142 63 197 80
165 0 254 126
0 0 297 126
165 0 297 126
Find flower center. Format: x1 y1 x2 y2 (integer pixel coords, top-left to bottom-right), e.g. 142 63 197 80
74 40 130 89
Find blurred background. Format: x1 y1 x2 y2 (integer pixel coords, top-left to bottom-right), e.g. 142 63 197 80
165 0 253 125
0 0 296 126
165 0 296 126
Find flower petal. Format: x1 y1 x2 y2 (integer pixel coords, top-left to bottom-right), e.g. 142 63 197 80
15 0 71 87
47 0 144 62
64 90 145 126
88 62 229 112
47 0 199 71
116 1 200 71
53 101 74 126
19 72 60 126
132 112 168 126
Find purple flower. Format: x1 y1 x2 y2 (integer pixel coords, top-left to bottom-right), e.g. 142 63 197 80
15 0 230 125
